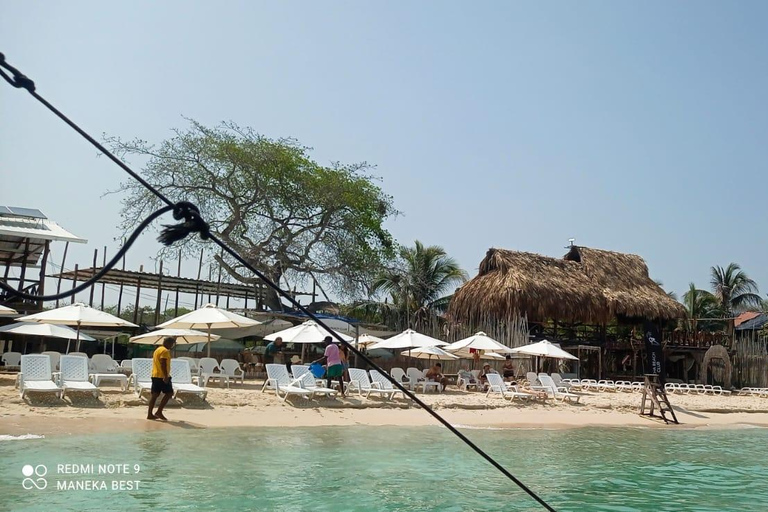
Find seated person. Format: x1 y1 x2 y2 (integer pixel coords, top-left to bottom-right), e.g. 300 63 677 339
502 356 516 381
457 367 480 390
425 363 449 391
479 364 496 389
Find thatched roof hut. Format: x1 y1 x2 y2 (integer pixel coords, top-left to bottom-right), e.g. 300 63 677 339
449 246 685 324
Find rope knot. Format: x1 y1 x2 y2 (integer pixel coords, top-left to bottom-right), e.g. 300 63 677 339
157 201 210 246
0 53 36 92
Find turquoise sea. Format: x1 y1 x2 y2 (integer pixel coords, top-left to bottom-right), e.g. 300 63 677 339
1 425 767 512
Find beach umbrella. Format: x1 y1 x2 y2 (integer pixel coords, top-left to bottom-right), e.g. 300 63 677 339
445 332 513 353
19 302 137 353
356 334 386 347
450 349 506 360
0 322 96 353
176 338 246 353
264 320 354 343
209 318 293 339
0 305 17 315
129 328 220 345
509 340 578 360
369 329 447 350
158 303 261 357
400 346 458 361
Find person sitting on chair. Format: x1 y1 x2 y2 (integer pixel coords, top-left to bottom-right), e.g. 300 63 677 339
426 363 449 391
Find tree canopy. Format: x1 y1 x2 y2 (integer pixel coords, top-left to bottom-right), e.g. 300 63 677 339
709 263 761 314
108 120 397 311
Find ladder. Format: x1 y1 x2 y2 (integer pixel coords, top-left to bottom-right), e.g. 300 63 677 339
639 374 679 425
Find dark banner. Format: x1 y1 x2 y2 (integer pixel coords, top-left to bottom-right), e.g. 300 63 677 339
643 322 664 383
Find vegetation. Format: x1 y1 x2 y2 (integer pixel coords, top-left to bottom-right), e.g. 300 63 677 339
709 263 761 315
107 120 397 312
350 241 467 330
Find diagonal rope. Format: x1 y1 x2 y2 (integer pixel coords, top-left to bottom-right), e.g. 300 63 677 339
0 52 557 512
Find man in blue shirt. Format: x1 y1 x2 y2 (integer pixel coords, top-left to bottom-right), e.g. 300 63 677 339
264 337 284 364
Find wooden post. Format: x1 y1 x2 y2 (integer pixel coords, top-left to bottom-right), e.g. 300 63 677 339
133 265 143 325
244 290 249 311
100 245 107 310
154 260 163 325
89 248 98 306
195 248 204 309
117 251 126 316
18 239 30 294
208 265 213 304
37 240 50 310
215 251 223 306
175 249 182 316
71 264 79 304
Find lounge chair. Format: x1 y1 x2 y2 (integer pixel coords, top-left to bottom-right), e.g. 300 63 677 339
292 364 329 388
580 379 598 391
597 380 616 392
486 373 535 401
41 351 61 371
405 367 425 391
58 355 100 398
170 359 208 401
220 359 245 385
177 357 199 377
131 358 154 397
390 367 412 390
265 364 313 401
198 357 230 388
526 372 550 393
120 359 133 371
348 368 397 399
19 354 62 400
551 373 575 390
294 371 338 398
457 370 482 392
2 351 21 369
419 369 442 393
89 354 128 390
370 369 409 400
539 375 582 403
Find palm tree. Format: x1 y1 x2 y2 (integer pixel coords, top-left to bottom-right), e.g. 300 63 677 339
654 279 678 301
682 283 721 331
710 263 761 315
367 241 467 330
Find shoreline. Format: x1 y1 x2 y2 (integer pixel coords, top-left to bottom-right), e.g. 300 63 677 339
5 375 768 437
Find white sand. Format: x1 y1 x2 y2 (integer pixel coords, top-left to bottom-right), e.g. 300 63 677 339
3 374 768 436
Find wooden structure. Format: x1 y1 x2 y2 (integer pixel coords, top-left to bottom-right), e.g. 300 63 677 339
640 374 678 424
448 245 687 379
0 206 86 314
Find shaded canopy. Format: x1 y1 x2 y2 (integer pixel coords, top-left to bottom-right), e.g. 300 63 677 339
449 246 685 324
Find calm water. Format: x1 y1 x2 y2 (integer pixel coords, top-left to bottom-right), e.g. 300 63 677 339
1 425 767 512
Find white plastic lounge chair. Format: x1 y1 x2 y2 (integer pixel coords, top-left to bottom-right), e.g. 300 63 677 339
405 367 424 391
539 375 582 403
370 369 409 400
551 373 574 390
580 379 598 391
41 351 61 371
457 370 482 392
419 369 442 393
59 355 100 398
2 351 22 368
292 364 329 388
390 367 412 390
19 354 62 400
89 354 128 390
526 372 550 393
199 357 230 388
347 368 396 399
294 371 338 398
177 357 199 377
265 364 312 401
486 373 534 401
120 359 133 371
131 358 154 397
220 359 245 384
170 359 208 401
597 380 616 392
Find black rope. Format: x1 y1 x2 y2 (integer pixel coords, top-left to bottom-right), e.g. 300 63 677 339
0 53 557 512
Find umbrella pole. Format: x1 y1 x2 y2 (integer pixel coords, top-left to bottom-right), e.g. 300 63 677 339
301 343 306 364
207 324 211 358
75 322 82 353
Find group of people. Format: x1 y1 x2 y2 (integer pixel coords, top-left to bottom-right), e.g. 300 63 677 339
265 335 349 397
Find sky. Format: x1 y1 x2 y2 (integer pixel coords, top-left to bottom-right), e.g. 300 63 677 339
2 1 767 310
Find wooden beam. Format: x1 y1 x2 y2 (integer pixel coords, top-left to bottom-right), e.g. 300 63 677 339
71 264 79 305
154 260 163 325
89 248 98 306
133 265 143 325
55 242 69 308
100 246 107 310
37 240 50 310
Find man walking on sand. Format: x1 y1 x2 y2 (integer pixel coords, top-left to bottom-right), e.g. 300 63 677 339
148 336 175 421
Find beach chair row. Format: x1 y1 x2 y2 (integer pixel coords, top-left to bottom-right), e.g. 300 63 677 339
737 387 768 397
561 377 644 393
523 372 582 402
262 364 409 402
665 383 730 395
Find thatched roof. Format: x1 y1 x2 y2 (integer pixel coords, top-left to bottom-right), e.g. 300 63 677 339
449 246 685 323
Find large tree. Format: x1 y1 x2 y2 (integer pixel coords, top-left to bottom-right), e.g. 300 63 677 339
682 283 721 331
107 120 397 311
359 240 467 330
710 263 761 315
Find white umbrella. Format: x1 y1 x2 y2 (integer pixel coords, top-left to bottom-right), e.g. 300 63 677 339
0 305 18 315
210 318 293 339
0 322 96 341
509 340 578 360
264 320 353 343
158 303 261 356
369 329 447 350
445 332 513 353
451 349 506 360
19 302 137 353
356 334 386 347
400 346 458 361
129 328 221 345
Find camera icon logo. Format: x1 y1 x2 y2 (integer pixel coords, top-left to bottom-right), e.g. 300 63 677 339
22 464 47 490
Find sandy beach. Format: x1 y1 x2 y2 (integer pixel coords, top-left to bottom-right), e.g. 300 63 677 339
4 374 768 437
